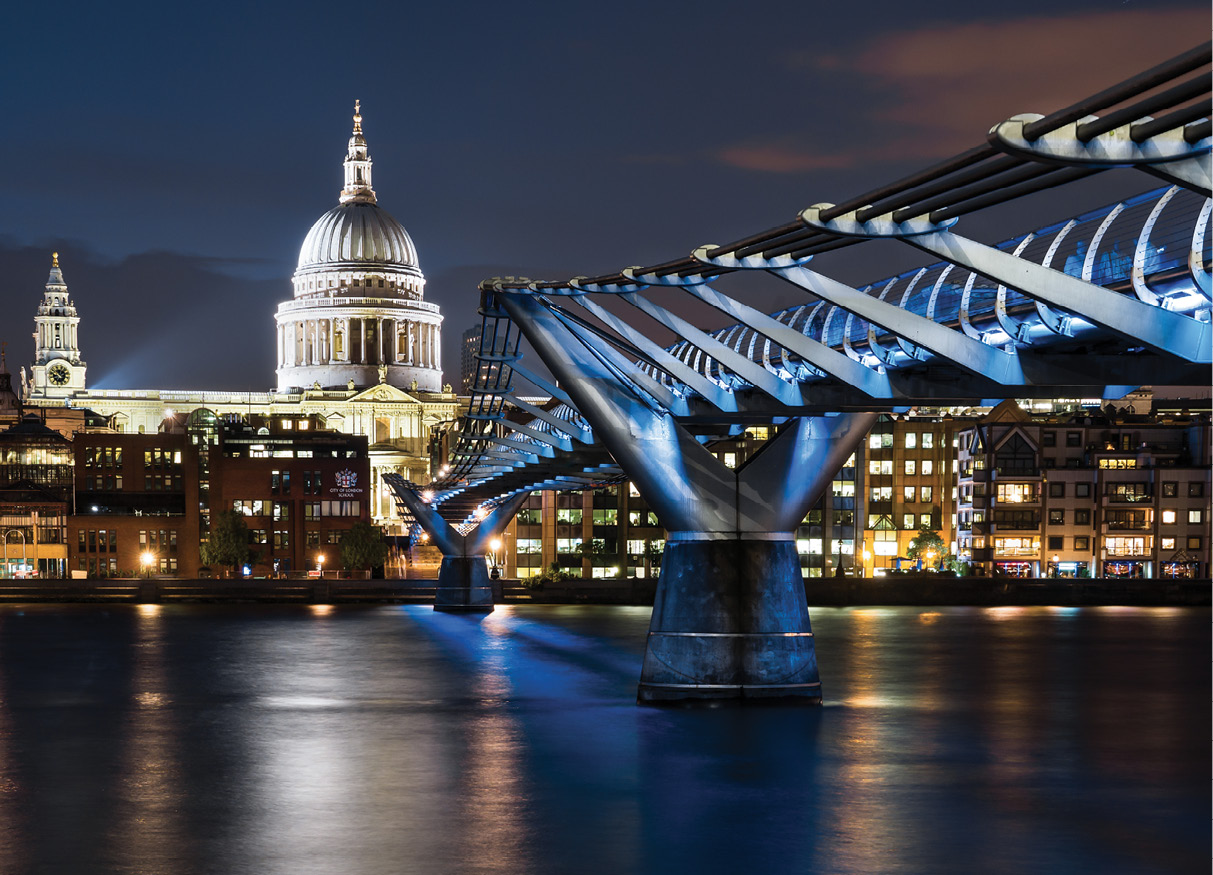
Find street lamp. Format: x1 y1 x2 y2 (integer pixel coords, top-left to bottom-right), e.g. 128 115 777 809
140 552 155 579
1052 553 1060 579
488 537 502 580
317 553 325 578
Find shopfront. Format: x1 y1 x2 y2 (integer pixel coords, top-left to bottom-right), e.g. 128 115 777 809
1102 559 1151 578
994 560 1037 577
1045 560 1089 578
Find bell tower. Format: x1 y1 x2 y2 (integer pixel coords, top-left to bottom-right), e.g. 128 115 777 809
29 252 86 399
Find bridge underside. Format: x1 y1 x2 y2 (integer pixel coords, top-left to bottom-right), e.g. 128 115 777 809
429 45 1211 702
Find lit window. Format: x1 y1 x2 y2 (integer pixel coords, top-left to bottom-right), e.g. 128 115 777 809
921 460 933 476
796 539 823 555
1188 509 1203 524
1161 509 1176 524
904 460 916 476
905 433 917 449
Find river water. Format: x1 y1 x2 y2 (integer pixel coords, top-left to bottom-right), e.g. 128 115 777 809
0 603 1206 875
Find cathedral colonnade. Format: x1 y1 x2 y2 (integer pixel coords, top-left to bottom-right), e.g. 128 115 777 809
277 315 440 371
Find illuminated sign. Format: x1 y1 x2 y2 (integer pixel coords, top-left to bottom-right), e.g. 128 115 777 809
329 468 364 497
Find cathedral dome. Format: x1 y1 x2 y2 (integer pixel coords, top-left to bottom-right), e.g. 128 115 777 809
297 202 419 272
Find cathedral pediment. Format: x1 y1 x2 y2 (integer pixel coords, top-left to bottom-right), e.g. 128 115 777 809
348 384 418 404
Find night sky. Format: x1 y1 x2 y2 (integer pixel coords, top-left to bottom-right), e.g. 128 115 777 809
1 1 1207 390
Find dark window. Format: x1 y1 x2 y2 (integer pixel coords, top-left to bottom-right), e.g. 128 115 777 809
1048 482 1065 498
1075 483 1091 498
1066 432 1081 447
1162 481 1178 498
1047 536 1063 550
1042 431 1056 447
995 433 1038 475
1187 536 1201 550
1189 482 1205 498
1048 509 1065 524
1075 509 1091 525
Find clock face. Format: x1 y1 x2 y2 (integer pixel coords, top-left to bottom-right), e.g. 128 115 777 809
48 364 71 386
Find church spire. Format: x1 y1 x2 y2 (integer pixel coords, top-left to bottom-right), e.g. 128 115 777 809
340 99 376 205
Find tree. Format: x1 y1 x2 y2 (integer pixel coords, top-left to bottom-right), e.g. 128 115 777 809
200 510 253 578
907 523 947 568
341 520 388 572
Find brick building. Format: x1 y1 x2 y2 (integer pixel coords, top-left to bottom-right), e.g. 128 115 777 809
211 416 370 575
956 402 1210 578
70 431 201 577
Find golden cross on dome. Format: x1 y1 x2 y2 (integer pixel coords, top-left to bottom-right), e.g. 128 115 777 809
52 251 59 267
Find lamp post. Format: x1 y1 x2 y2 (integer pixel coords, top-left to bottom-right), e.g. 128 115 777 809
488 537 502 580
140 551 155 579
317 553 325 579
1052 553 1060 579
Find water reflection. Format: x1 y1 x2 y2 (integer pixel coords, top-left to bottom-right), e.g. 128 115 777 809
105 603 187 871
0 604 1204 875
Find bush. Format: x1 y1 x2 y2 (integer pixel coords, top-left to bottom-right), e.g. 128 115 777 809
525 562 576 590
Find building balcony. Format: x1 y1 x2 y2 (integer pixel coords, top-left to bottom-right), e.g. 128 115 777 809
993 547 1039 558
995 468 1041 478
1105 494 1153 504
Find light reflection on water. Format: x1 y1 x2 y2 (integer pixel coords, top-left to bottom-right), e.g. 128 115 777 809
0 603 1206 875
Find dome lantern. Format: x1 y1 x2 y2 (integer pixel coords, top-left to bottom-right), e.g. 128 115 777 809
340 99 376 205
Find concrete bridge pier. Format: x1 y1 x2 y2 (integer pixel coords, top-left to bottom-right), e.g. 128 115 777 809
498 289 876 702
387 481 530 612
636 413 875 703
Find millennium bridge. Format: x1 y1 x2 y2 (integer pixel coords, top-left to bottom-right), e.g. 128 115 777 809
387 44 1212 703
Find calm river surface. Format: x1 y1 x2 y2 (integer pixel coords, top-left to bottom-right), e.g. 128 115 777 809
0 603 1206 875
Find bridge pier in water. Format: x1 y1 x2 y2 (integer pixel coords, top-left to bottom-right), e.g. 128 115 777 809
499 291 876 702
386 480 530 613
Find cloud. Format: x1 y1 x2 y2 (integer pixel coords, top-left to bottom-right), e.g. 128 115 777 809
720 8 1209 172
847 8 1209 156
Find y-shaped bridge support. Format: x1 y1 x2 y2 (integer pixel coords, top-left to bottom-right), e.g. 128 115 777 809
499 291 876 702
387 481 531 612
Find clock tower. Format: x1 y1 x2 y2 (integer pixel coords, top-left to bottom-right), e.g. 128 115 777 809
29 253 86 399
